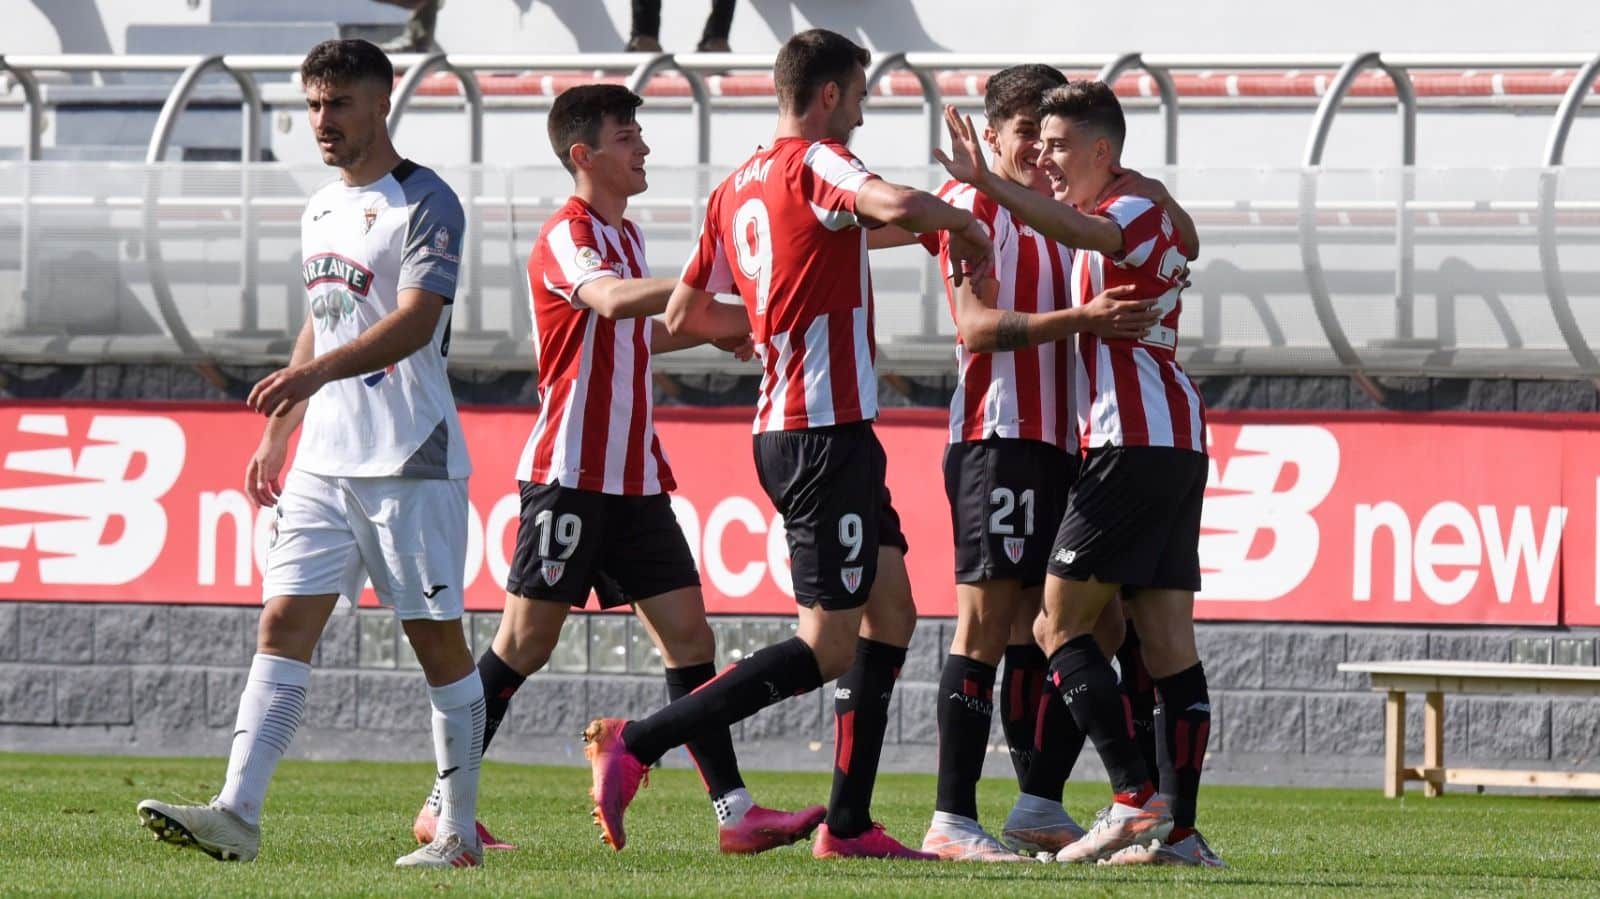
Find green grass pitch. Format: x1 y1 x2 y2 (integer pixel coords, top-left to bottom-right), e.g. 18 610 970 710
3 752 1598 896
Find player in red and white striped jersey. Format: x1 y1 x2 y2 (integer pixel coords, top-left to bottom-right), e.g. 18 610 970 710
937 82 1221 867
412 84 826 858
582 29 992 862
898 64 1165 863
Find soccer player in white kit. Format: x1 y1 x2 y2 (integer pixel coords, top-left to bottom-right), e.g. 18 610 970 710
136 39 486 869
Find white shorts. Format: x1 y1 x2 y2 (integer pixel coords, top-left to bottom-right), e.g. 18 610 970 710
262 470 468 620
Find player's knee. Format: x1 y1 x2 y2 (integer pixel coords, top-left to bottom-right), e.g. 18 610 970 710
492 621 558 675
659 622 716 668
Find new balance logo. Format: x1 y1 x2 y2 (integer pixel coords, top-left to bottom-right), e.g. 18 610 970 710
423 584 448 598
1053 549 1077 565
834 687 852 701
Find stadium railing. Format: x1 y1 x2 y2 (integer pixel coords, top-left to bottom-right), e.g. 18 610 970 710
0 51 1598 389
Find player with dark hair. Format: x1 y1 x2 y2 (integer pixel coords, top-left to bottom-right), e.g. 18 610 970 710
580 27 992 861
409 83 825 856
908 65 1199 861
137 39 485 869
937 81 1221 867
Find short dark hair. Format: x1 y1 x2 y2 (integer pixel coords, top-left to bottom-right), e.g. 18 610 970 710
1037 81 1126 152
774 28 870 115
300 39 394 90
984 64 1067 124
546 84 643 174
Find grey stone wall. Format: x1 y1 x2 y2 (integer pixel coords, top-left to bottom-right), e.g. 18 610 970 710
5 602 1600 790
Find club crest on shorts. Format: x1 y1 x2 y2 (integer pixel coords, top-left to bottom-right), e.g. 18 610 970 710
840 565 864 594
541 560 566 585
1003 537 1026 564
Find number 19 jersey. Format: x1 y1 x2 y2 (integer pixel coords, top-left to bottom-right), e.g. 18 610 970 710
681 137 882 433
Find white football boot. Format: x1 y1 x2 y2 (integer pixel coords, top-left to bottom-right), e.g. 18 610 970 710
395 832 483 868
1053 795 1173 864
136 798 260 862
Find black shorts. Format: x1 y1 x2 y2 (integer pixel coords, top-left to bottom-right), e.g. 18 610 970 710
1047 445 1208 592
945 438 1079 588
505 482 700 609
753 421 909 611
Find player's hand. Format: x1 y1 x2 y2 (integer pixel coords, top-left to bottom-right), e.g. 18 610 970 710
245 435 289 507
712 333 755 362
946 218 993 287
248 364 325 417
1081 284 1160 340
1100 167 1171 206
932 105 992 190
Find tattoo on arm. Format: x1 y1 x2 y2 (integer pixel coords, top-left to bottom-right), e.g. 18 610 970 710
995 310 1030 351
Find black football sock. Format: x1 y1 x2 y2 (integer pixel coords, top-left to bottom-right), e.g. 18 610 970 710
622 637 822 765
1019 670 1086 804
1116 621 1161 785
1001 643 1047 785
665 662 745 799
476 648 527 754
825 638 906 838
1047 634 1151 801
1155 662 1210 832
933 654 996 820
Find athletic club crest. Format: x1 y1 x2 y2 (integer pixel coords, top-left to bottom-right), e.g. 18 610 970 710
363 205 380 233
840 566 864 594
1003 537 1026 564
541 560 566 585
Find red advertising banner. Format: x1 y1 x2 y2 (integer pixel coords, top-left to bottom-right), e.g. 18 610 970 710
1 402 1597 625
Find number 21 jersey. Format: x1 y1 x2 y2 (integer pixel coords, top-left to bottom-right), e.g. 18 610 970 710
681 137 881 433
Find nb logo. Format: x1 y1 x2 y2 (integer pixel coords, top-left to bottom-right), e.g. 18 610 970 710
0 413 185 586
1200 425 1340 602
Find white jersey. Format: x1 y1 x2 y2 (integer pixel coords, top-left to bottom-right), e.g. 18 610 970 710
294 160 471 479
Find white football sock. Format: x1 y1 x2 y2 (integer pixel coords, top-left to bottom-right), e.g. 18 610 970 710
712 787 753 826
429 672 485 842
217 653 311 827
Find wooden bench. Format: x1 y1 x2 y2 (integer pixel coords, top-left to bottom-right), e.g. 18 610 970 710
1336 660 1600 798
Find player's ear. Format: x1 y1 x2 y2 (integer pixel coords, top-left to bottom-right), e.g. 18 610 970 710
820 79 840 112
569 142 592 171
983 123 1000 154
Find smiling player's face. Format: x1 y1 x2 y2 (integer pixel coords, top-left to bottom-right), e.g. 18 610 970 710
988 112 1049 194
1039 113 1104 208
585 115 651 197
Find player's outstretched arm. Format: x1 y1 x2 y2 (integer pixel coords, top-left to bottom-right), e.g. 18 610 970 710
664 280 751 340
574 276 679 320
649 319 754 359
852 180 991 285
247 287 445 418
954 278 1156 352
934 105 1122 255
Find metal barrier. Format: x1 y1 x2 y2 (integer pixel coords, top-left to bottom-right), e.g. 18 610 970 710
1 51 1599 382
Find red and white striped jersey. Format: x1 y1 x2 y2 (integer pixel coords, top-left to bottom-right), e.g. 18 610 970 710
681 137 881 433
517 196 675 495
928 179 1075 450
1072 193 1206 453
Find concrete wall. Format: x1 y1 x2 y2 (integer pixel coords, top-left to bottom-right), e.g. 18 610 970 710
4 601 1600 789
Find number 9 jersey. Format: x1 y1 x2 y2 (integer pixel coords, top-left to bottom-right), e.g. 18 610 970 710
680 137 882 434
1072 193 1207 453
